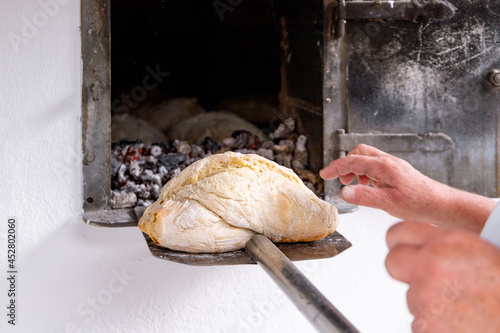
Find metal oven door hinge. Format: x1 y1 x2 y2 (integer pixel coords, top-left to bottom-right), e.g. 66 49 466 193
335 0 457 38
335 129 455 156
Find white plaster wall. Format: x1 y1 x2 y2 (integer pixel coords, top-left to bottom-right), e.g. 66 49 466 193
0 1 412 332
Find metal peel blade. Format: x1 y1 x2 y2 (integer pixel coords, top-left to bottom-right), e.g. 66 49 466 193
142 230 351 265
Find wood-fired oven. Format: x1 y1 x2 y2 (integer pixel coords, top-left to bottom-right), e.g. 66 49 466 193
82 0 500 225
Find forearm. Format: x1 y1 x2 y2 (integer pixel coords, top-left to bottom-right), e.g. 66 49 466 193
426 181 496 233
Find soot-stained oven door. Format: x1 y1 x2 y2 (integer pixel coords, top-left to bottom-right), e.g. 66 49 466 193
324 0 500 204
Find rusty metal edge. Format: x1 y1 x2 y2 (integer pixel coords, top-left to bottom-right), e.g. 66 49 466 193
81 0 135 226
323 0 357 214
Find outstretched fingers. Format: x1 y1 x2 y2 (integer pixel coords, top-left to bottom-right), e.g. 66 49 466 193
347 144 389 157
321 154 389 183
340 184 392 209
320 144 391 181
357 174 372 185
339 173 356 185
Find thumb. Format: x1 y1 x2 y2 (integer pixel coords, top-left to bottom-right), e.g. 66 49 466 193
341 185 389 210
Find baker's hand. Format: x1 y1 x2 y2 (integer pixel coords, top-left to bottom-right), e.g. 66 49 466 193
320 144 439 220
386 221 500 333
319 144 496 233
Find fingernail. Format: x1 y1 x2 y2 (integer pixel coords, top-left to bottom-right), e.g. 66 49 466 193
319 169 326 178
342 186 355 200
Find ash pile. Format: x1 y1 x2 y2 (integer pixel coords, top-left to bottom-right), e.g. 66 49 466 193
111 98 322 209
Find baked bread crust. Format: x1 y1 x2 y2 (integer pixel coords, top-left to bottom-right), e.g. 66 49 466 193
138 152 339 253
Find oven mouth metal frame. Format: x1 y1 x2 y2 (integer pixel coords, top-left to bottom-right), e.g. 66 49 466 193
81 0 314 226
80 0 336 226
82 0 138 226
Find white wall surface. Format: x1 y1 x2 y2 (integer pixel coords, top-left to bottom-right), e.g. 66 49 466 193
0 1 412 332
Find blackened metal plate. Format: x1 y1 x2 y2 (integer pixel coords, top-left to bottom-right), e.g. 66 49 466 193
143 231 352 266
346 0 500 196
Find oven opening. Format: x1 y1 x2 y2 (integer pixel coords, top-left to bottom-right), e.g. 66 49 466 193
108 0 323 210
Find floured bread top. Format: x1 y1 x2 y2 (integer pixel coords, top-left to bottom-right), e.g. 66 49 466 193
138 152 339 253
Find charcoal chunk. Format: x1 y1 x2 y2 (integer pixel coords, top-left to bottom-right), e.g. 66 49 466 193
142 161 156 170
201 137 221 154
149 145 162 157
151 142 170 152
256 148 274 161
110 156 122 176
111 138 143 149
174 140 192 154
110 191 137 209
111 178 120 190
232 130 261 150
158 153 187 171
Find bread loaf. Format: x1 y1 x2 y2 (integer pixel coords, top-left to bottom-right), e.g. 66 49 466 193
138 152 339 253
